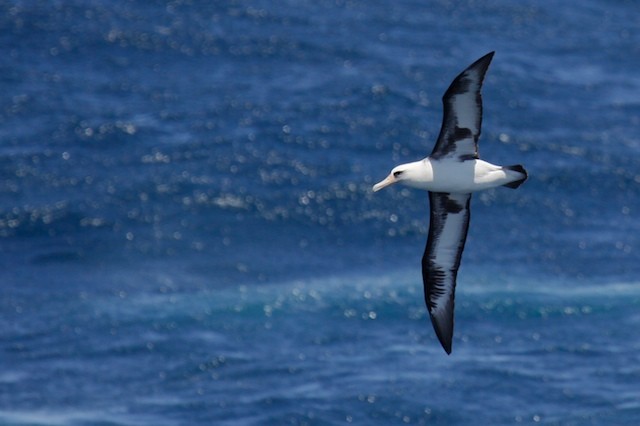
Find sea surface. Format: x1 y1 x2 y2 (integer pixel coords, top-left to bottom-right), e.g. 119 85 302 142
1 0 640 424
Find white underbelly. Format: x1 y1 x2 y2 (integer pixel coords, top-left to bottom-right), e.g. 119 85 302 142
425 159 511 193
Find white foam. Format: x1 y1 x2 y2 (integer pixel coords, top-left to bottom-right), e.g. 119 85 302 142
0 409 173 426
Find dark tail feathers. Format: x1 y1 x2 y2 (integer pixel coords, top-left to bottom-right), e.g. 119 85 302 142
503 165 528 189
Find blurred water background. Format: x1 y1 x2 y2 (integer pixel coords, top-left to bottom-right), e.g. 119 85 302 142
1 0 640 424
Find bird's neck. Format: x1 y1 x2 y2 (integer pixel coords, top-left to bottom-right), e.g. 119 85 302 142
401 159 434 189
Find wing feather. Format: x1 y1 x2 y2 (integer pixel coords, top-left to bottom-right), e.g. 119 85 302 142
430 52 494 161
422 192 471 354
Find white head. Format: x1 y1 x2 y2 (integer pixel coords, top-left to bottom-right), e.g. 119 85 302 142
372 161 428 192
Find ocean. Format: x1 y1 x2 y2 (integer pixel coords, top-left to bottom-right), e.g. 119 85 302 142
1 0 640 424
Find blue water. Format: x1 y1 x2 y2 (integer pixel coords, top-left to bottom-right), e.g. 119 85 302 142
1 0 640 424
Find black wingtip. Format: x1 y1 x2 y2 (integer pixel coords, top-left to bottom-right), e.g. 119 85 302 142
444 51 495 99
429 312 454 355
434 325 453 355
481 51 495 60
471 51 495 72
442 341 452 355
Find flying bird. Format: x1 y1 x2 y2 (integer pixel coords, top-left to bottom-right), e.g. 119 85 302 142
372 52 527 354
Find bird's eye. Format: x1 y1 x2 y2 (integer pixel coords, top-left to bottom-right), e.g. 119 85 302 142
393 171 403 178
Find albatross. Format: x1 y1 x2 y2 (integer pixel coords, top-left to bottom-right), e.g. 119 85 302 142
372 52 527 354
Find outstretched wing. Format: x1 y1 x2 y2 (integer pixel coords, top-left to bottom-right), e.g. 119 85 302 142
430 52 494 161
422 192 471 354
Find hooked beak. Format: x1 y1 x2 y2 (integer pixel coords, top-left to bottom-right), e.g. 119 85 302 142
372 174 396 192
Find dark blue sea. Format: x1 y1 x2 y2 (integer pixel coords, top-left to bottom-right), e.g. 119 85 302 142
1 0 640 424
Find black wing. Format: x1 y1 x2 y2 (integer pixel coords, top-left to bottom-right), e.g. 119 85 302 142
430 52 494 161
422 192 471 354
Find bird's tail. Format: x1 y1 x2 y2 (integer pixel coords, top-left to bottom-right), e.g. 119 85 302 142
502 165 528 189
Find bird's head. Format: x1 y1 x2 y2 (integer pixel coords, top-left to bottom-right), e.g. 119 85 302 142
372 164 409 192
